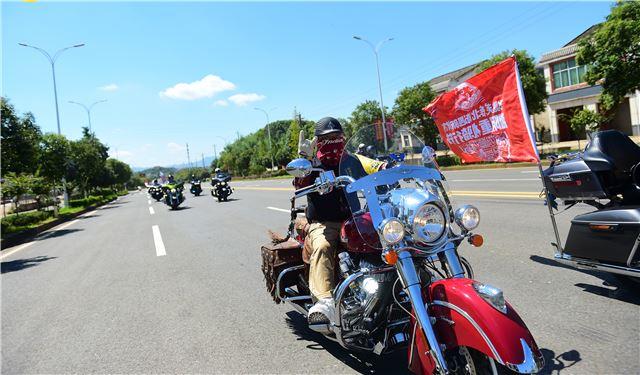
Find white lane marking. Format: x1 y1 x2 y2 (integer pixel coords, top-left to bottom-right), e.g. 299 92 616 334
0 219 80 260
448 178 538 182
267 206 290 213
148 200 151 205
149 207 155 215
521 170 540 174
152 225 166 257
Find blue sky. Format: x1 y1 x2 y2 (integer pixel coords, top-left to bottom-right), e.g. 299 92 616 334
3 1 613 167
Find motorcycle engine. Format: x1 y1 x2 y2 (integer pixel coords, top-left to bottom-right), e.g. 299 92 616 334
339 254 397 343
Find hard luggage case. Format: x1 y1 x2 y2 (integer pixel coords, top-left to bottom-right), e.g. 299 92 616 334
564 207 640 266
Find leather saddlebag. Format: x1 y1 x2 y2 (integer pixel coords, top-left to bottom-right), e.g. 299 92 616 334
261 238 303 303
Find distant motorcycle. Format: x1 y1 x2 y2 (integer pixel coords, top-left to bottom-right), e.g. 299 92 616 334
190 180 203 196
211 171 233 202
162 182 185 209
543 130 640 285
149 186 164 201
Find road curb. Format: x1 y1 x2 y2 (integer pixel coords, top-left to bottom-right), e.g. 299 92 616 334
0 197 118 251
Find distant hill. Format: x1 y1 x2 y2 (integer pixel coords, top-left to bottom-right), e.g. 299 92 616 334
135 156 217 177
137 166 177 178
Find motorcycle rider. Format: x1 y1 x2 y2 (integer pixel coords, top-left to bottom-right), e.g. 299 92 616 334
167 174 175 184
295 117 385 326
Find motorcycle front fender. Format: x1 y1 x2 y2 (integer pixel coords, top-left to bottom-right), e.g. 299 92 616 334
409 278 544 374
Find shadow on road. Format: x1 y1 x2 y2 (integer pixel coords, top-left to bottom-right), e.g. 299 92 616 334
1 255 57 274
538 348 582 374
529 255 640 305
35 228 83 241
284 311 409 374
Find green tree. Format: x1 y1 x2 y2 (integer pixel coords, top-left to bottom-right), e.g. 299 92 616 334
392 82 439 147
349 100 387 133
1 98 42 175
577 1 640 110
1 173 33 211
38 133 71 184
106 159 133 187
69 127 109 195
476 50 548 115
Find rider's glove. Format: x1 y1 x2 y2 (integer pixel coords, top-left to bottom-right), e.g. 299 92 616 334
297 130 317 160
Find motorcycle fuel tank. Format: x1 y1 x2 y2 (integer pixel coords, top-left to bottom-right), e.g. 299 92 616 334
340 212 381 254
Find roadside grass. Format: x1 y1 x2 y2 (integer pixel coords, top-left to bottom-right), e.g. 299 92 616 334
1 190 127 238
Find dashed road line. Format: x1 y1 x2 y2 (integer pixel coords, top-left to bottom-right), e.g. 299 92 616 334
151 225 166 257
149 207 155 215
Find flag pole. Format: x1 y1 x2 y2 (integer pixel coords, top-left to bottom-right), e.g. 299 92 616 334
513 57 564 255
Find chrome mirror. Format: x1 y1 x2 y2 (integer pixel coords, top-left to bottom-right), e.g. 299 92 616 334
421 146 436 164
286 158 312 178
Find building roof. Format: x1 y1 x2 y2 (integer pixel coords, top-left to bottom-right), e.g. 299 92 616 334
563 24 600 47
547 85 602 105
427 63 481 86
538 24 600 64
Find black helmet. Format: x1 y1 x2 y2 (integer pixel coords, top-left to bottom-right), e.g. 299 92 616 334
314 117 343 137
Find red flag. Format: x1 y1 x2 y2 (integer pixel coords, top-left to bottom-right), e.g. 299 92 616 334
423 56 539 163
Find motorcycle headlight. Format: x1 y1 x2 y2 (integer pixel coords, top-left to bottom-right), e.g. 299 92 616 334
379 218 404 245
455 205 480 231
171 188 177 193
412 203 446 243
473 282 507 314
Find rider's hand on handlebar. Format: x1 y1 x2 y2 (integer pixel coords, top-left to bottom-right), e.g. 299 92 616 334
297 130 317 160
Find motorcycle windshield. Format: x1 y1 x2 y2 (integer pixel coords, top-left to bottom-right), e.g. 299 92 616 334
338 124 447 250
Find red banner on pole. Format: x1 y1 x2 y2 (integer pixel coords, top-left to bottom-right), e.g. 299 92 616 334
423 56 539 163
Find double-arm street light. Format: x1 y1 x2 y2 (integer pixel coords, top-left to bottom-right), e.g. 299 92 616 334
254 107 276 171
68 100 107 133
353 35 393 150
19 42 85 207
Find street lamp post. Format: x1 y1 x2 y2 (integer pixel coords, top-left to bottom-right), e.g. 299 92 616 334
68 100 107 133
19 42 85 208
353 36 393 150
254 107 276 171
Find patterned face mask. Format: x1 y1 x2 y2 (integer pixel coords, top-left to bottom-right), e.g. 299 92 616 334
316 136 345 167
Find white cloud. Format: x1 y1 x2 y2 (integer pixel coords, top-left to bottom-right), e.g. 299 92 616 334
228 93 265 107
99 83 119 92
167 142 186 153
160 75 236 100
214 99 229 107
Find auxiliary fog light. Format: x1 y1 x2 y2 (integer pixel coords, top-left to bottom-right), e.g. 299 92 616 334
362 277 379 295
455 205 480 231
380 218 405 245
472 282 507 314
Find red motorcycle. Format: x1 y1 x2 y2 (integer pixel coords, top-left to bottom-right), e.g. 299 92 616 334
261 124 544 374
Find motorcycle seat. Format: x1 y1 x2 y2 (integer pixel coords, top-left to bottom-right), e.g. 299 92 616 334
583 130 640 173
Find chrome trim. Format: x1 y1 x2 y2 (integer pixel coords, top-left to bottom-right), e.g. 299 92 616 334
505 338 544 374
334 271 366 349
554 253 640 278
275 265 311 316
627 234 640 267
430 300 504 365
397 250 449 373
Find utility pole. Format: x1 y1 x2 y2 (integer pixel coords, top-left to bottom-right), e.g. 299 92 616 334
202 153 205 169
213 144 217 168
186 143 191 173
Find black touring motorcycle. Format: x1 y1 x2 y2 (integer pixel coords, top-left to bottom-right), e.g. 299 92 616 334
211 170 233 202
543 130 640 285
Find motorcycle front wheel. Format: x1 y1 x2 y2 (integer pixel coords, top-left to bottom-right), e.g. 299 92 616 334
445 347 499 375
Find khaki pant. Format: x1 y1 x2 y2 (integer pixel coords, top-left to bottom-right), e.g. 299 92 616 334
307 221 342 300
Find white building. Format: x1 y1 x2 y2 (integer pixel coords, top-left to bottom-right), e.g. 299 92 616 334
536 25 640 143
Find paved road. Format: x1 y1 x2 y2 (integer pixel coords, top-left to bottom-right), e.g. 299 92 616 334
2 167 639 374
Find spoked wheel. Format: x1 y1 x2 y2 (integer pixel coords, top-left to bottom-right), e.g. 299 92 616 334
445 347 501 375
